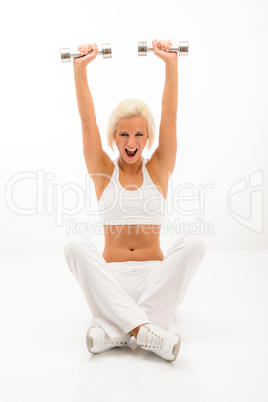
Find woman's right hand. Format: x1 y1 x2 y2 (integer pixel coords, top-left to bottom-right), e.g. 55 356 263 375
73 43 98 68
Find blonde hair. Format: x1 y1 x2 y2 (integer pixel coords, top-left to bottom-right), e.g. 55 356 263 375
107 98 155 152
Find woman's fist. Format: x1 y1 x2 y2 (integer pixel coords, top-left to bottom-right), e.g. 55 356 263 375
73 43 98 68
152 39 177 63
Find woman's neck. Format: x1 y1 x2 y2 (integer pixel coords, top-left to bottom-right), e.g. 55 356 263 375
117 156 143 175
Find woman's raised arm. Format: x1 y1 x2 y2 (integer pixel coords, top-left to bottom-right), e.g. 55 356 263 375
153 40 178 173
73 43 108 174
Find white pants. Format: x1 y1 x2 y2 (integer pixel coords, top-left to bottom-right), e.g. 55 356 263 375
64 235 207 339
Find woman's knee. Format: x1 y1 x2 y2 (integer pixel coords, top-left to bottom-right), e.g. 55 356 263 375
185 236 207 258
64 240 80 264
64 238 95 263
168 235 206 258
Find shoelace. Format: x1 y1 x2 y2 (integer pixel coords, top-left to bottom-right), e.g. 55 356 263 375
142 327 166 350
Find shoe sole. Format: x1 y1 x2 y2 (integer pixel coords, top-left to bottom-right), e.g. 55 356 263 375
171 334 181 361
86 327 94 353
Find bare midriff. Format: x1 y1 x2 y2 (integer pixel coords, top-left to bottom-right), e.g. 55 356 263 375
102 224 164 262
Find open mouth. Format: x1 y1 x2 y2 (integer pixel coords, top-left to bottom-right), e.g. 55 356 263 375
125 148 138 157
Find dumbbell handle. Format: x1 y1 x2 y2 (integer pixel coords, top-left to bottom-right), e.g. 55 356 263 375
138 41 189 56
60 43 112 63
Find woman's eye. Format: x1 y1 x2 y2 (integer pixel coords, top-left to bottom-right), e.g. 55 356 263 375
119 133 143 136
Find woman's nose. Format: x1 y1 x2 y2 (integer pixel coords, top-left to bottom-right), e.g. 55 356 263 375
126 143 137 148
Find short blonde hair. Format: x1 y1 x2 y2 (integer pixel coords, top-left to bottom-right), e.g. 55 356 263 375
107 98 156 152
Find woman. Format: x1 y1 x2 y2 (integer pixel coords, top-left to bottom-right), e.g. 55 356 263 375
64 40 206 362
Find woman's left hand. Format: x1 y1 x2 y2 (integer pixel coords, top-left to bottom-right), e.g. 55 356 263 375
152 39 177 63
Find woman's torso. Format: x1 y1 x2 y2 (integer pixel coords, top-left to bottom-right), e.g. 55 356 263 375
92 155 169 262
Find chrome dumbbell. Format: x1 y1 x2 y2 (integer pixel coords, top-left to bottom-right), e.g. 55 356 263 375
138 41 189 56
60 43 112 63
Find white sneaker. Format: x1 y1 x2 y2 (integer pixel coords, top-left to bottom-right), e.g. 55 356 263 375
86 326 131 354
137 324 181 361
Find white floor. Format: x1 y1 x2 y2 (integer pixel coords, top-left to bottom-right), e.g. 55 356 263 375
0 249 268 402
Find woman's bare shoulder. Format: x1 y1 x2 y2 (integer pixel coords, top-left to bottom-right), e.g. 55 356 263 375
88 151 115 200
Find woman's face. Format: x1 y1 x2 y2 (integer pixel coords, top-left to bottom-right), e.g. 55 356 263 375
114 116 149 163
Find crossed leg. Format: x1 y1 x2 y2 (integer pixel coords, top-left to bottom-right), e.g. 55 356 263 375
128 235 206 336
64 235 206 339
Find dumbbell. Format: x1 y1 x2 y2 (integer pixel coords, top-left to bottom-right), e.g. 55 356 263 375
60 43 112 63
138 41 189 56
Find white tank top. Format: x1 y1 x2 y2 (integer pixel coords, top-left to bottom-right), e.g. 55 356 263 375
97 157 166 225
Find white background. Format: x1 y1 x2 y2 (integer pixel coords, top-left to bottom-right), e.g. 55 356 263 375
1 0 267 253
0 3 268 402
